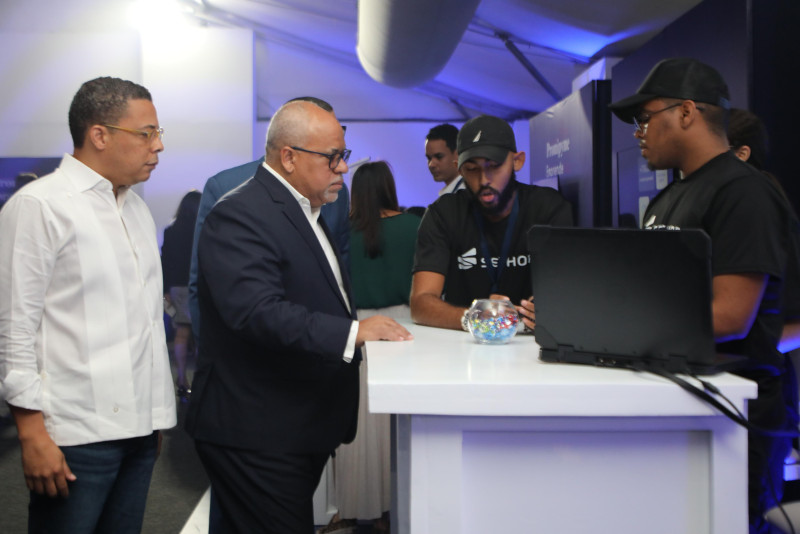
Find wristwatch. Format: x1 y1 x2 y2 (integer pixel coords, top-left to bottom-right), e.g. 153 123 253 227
461 309 470 331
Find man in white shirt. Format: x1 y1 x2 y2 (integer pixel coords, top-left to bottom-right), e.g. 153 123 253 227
425 123 465 196
0 77 176 533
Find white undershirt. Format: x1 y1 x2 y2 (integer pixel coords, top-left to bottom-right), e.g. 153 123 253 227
265 162 359 362
438 176 465 196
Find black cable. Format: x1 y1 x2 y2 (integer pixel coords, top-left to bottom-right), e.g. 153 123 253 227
651 368 797 534
691 374 747 420
768 466 796 534
645 367 800 438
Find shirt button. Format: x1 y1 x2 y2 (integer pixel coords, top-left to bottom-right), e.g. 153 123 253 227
113 406 119 413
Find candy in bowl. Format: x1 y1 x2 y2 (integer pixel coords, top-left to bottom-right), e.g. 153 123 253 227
467 299 520 344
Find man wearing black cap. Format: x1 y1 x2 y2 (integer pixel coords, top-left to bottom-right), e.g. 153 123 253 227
410 114 573 331
609 57 797 533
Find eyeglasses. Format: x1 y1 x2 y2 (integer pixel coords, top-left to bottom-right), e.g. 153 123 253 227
103 124 165 142
290 146 351 170
632 103 682 133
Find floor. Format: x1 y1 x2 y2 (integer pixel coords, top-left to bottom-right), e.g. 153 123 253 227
181 490 387 534
0 399 210 534
0 335 385 534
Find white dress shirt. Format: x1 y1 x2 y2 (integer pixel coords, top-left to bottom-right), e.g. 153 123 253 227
438 176 465 196
266 162 359 362
0 154 177 446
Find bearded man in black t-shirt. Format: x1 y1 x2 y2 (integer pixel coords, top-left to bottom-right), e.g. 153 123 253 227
609 57 797 534
410 114 573 331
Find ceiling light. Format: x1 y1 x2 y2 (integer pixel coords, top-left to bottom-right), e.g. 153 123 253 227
127 0 193 33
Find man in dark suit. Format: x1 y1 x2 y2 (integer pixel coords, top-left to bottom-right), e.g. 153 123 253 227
185 97 412 533
186 99 352 534
187 153 351 343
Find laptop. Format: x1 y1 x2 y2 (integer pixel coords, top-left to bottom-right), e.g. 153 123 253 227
527 226 745 375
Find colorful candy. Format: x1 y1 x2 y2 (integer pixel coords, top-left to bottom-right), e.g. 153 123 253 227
467 299 520 344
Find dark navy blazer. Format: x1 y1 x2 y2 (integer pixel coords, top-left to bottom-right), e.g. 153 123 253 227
185 165 360 454
187 156 350 340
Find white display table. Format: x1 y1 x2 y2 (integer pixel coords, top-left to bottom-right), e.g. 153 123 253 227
366 322 757 534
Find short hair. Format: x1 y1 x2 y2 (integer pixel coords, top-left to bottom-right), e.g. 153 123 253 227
426 123 459 152
700 104 729 138
659 97 728 139
286 96 333 112
265 97 334 157
173 190 202 223
68 77 152 149
349 161 400 258
728 108 769 170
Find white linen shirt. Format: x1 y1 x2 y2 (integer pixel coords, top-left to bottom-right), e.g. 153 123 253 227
0 154 177 446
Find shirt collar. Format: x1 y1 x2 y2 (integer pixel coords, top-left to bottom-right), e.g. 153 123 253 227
264 161 321 222
61 153 127 206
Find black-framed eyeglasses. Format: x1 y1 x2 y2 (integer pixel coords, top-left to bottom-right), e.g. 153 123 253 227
290 146 351 170
103 124 164 142
632 103 682 133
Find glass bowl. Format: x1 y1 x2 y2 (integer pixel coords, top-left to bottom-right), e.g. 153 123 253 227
467 298 520 344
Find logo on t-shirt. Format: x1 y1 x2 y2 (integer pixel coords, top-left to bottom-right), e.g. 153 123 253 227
458 247 531 270
458 248 478 270
643 214 680 231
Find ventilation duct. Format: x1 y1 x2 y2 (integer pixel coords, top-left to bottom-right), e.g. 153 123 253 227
356 0 481 88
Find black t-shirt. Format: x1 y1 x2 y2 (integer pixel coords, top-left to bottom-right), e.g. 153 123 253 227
414 182 573 306
784 216 800 320
644 151 794 371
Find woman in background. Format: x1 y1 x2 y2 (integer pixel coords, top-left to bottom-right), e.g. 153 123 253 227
727 108 800 353
161 190 201 402
322 161 421 534
349 161 421 314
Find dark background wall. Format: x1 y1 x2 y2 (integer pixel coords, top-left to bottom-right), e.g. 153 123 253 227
529 80 611 228
751 0 800 214
610 0 800 224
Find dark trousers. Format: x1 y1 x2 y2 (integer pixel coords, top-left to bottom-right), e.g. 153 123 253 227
28 431 158 534
195 440 329 534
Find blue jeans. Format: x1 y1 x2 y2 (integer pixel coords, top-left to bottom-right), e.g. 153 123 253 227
28 431 159 534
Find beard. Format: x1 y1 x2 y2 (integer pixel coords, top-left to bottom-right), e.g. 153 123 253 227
468 171 518 218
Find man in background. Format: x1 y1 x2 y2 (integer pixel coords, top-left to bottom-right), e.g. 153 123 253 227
425 123 465 196
0 76 176 533
411 114 573 332
609 57 797 533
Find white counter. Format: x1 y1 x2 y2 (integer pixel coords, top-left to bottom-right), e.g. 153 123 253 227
366 322 757 534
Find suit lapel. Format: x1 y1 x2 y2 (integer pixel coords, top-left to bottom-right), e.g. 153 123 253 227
256 166 353 315
319 217 356 318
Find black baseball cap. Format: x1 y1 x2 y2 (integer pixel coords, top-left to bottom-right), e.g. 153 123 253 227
609 58 731 124
457 115 517 168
